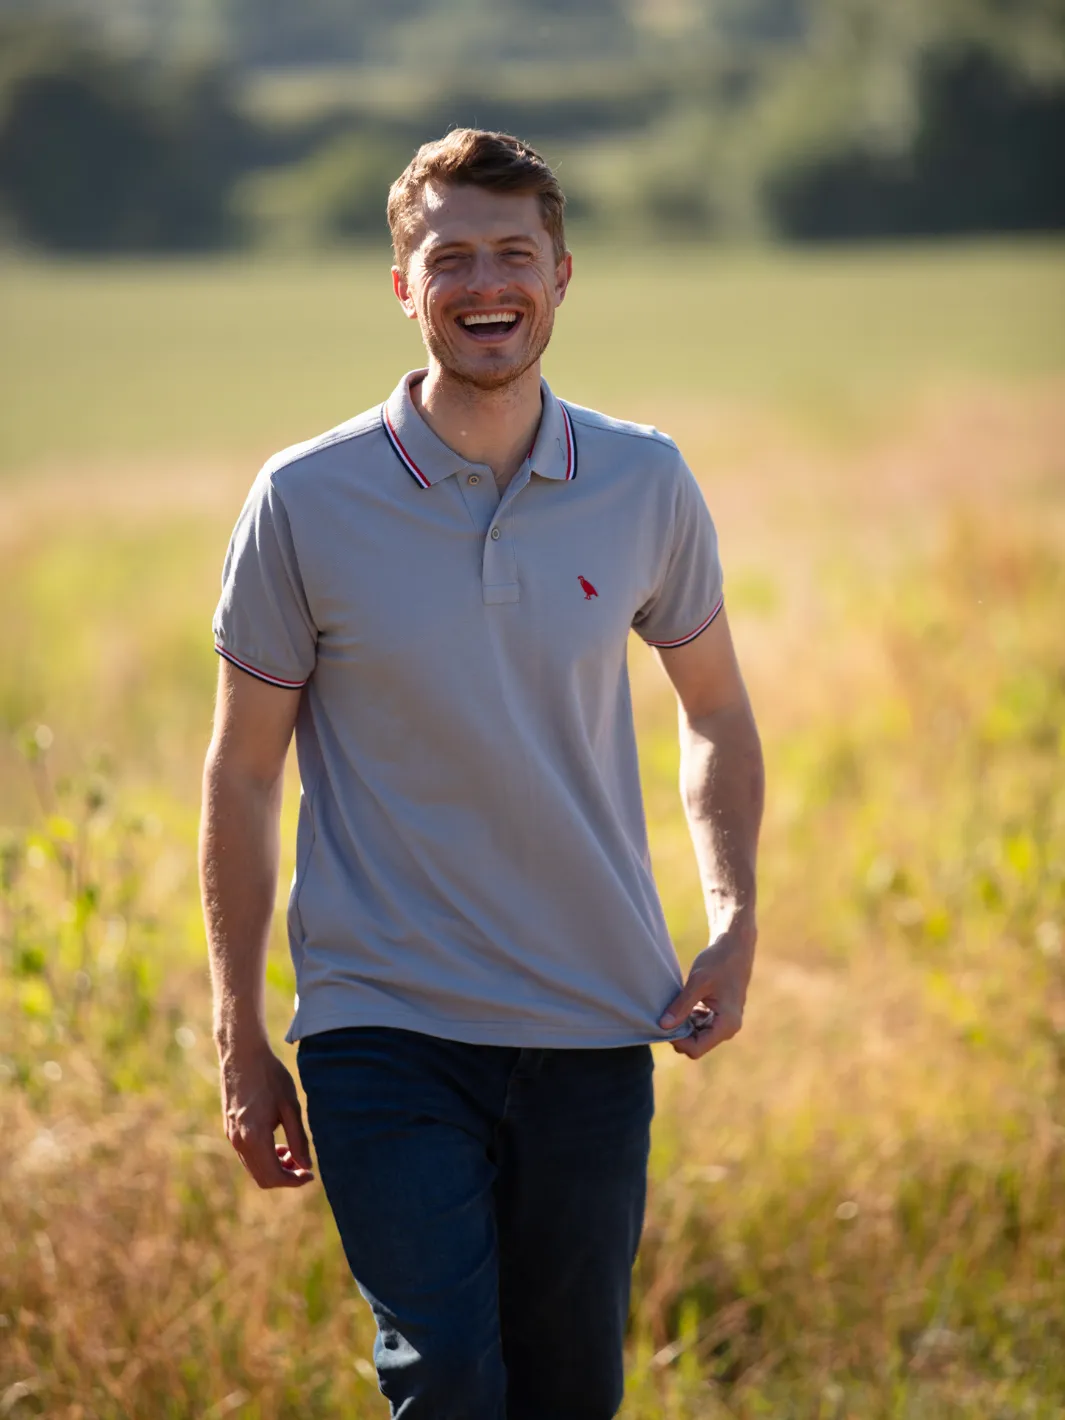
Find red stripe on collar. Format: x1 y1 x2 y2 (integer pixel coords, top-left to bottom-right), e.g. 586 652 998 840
560 403 577 481
382 407 432 489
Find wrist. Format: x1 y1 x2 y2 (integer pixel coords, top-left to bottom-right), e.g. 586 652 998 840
213 1009 270 1060
709 900 757 948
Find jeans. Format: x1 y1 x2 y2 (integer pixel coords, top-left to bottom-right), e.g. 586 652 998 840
297 1026 655 1420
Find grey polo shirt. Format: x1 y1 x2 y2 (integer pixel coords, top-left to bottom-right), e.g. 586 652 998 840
213 370 724 1048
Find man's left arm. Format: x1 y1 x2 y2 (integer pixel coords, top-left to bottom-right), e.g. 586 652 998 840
655 607 765 1059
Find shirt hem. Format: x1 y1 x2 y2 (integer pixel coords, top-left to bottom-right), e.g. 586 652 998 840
285 1001 694 1049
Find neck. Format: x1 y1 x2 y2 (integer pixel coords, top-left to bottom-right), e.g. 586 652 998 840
413 361 543 492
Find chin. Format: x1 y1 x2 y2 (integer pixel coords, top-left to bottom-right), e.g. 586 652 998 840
426 320 554 392
440 349 540 392
461 364 532 392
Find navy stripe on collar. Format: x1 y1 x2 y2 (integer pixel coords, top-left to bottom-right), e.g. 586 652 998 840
381 405 432 488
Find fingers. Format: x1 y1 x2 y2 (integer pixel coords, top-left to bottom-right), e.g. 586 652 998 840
222 1056 316 1189
230 1123 315 1188
670 1007 742 1060
274 1141 316 1186
660 931 755 1037
658 979 708 1030
278 1092 314 1173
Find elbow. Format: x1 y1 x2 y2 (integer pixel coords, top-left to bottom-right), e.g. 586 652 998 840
681 704 765 818
686 699 764 766
201 743 284 814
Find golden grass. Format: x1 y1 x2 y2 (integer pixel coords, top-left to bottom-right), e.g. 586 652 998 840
1 250 1064 1418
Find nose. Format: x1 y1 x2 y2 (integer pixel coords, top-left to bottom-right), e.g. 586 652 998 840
465 250 508 299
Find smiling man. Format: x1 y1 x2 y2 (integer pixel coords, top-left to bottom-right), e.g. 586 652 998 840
201 129 764 1419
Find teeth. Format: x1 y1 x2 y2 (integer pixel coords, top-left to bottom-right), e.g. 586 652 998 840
461 312 518 326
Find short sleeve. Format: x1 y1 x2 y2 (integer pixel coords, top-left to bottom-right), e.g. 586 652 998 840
632 452 724 649
212 473 317 688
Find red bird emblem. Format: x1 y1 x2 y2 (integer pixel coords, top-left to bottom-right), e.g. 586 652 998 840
578 575 598 600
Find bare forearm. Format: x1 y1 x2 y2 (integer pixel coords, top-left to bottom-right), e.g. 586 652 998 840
680 699 764 939
657 616 764 1053
199 754 284 1050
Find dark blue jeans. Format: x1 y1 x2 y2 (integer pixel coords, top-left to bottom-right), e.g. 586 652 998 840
297 1027 655 1419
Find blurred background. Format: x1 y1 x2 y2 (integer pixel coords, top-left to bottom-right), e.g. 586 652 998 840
1 3 1063 1418
1 0 1063 252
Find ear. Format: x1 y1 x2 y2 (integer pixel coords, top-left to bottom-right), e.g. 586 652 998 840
554 250 573 308
392 266 419 321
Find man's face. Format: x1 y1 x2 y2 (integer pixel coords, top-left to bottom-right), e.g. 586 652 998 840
393 183 572 392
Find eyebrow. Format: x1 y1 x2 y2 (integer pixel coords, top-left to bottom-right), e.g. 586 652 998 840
427 233 540 256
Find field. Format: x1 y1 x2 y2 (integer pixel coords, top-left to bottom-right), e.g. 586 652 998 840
1 242 1064 1419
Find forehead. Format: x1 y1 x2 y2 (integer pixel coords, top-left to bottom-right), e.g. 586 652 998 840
407 182 550 257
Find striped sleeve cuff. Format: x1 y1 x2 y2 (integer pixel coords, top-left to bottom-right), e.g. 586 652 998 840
643 595 724 649
215 643 308 689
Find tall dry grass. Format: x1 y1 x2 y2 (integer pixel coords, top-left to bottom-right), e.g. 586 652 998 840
2 250 1064 1418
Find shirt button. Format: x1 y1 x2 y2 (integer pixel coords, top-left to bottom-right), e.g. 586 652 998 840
468 473 480 486
490 527 501 540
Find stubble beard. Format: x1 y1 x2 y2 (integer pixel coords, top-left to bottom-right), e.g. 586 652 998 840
423 305 555 394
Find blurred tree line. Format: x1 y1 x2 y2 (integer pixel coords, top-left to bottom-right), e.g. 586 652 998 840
0 0 1062 252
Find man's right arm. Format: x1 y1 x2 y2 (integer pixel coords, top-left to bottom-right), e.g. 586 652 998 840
199 658 314 1189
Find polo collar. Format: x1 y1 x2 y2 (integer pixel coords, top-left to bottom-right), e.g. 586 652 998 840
382 371 461 488
530 379 578 482
382 369 577 489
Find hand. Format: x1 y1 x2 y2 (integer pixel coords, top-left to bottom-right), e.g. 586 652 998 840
218 1039 315 1189
658 919 756 1060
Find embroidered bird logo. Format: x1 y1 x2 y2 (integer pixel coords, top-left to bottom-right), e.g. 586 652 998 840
578 575 598 601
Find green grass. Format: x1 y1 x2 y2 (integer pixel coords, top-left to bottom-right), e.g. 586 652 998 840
2 241 1062 473
1 243 1064 1418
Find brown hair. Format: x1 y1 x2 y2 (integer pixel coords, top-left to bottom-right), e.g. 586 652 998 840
387 128 566 272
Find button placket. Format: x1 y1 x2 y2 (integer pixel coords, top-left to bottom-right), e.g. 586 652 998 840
476 463 530 606
456 463 499 535
482 517 517 602
460 460 531 604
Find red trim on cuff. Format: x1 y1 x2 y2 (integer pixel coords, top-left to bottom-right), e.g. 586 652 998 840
644 595 724 649
215 644 307 689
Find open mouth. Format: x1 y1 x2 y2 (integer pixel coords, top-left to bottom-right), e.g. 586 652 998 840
456 310 523 342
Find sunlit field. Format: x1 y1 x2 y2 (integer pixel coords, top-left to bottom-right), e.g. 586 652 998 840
2 243 1064 1419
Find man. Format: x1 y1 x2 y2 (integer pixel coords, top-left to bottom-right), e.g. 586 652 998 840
200 129 763 1419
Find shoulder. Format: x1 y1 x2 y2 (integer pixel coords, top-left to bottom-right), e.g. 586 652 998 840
257 404 386 498
563 400 678 449
562 400 683 473
562 401 691 505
